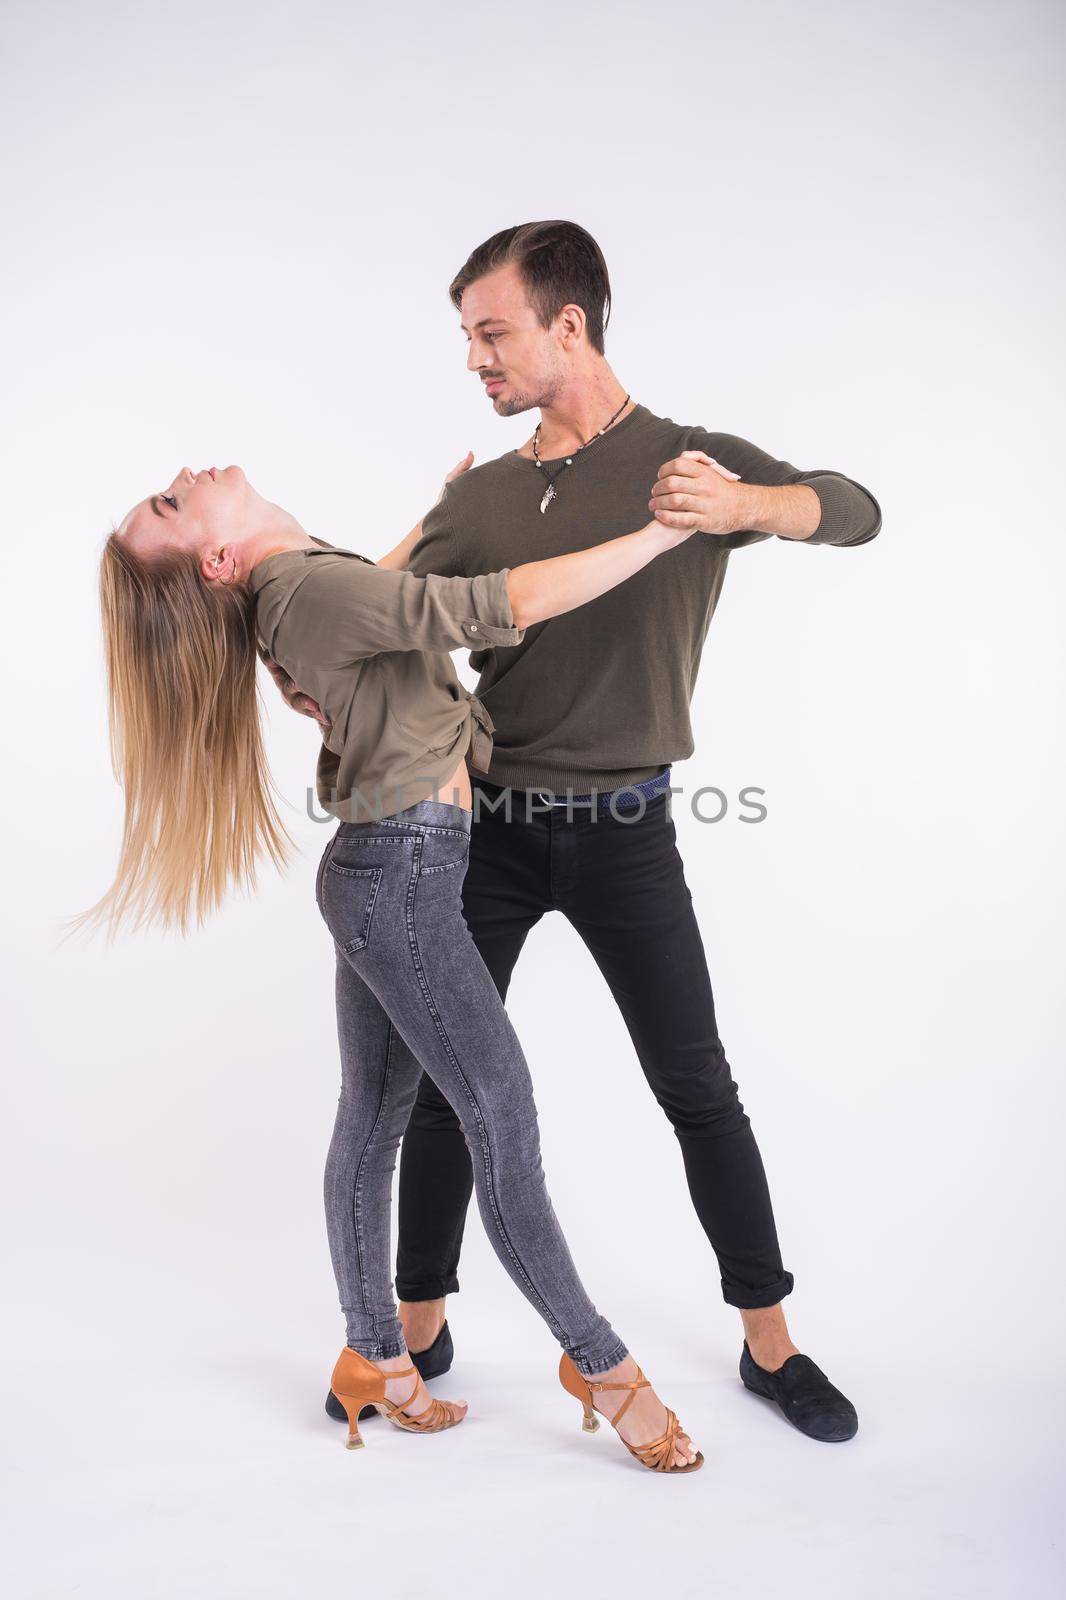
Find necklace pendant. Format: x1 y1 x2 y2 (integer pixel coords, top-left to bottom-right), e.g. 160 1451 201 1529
539 483 556 514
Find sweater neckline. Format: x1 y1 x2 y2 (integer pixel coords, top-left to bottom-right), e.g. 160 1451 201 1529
503 401 652 470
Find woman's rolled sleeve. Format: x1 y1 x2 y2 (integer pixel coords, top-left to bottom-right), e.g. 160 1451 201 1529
290 559 526 661
456 568 526 647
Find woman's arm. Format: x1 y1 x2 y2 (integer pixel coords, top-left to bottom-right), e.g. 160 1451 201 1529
271 515 697 665
376 452 475 570
507 518 687 630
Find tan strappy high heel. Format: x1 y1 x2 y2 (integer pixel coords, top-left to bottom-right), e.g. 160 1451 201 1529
559 1353 704 1473
330 1347 464 1450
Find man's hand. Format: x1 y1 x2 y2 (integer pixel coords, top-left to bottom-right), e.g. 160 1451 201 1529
257 646 331 734
650 449 743 534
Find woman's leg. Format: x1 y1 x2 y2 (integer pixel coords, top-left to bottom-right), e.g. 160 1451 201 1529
319 809 627 1378
317 808 697 1465
395 797 547 1308
324 936 423 1359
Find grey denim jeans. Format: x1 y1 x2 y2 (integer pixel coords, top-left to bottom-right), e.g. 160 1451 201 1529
315 797 628 1378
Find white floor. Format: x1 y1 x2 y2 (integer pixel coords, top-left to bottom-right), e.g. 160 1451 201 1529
5 1294 1061 1600
11 892 1065 1599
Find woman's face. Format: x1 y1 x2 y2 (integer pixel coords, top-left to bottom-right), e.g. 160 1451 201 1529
117 465 262 564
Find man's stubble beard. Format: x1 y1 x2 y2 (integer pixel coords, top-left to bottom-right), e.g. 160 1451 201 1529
492 362 564 419
494 390 536 418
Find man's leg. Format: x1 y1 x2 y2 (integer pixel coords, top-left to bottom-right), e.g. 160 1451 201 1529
395 793 549 1348
559 795 797 1367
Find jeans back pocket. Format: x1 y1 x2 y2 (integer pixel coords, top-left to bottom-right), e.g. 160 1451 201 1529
417 828 471 877
321 860 384 954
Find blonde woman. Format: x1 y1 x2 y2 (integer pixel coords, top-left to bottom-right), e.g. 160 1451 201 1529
81 460 708 1473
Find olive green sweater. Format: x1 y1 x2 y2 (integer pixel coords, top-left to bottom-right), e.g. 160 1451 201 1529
407 403 882 792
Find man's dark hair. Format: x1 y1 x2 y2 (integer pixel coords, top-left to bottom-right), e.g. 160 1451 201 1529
449 220 612 355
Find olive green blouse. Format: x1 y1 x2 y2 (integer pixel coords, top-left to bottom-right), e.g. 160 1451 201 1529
251 536 526 822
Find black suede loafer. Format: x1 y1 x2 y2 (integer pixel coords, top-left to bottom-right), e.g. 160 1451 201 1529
739 1341 858 1442
325 1321 455 1423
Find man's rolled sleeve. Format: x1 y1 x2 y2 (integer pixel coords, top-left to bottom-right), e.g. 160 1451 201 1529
802 473 883 547
689 430 882 549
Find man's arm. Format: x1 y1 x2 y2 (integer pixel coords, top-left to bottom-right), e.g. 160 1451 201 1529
651 432 882 548
257 644 331 729
374 518 426 572
405 488 467 580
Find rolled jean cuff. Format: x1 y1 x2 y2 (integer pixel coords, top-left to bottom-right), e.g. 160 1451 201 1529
721 1269 795 1310
569 1331 630 1379
394 1273 460 1302
345 1337 408 1362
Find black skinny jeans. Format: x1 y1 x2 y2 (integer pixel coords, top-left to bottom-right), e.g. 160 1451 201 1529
396 780 794 1311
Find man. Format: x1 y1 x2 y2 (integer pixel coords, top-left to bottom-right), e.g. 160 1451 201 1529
273 220 880 1442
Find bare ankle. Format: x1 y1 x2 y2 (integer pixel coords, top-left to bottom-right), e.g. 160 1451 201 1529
377 1351 414 1374
740 1304 799 1370
398 1297 446 1353
594 1353 638 1381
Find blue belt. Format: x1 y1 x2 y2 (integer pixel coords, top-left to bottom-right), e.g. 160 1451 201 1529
502 766 673 814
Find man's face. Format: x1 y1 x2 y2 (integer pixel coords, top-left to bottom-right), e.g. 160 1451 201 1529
460 261 567 417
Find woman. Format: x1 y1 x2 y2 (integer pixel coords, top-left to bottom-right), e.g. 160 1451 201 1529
81 460 709 1473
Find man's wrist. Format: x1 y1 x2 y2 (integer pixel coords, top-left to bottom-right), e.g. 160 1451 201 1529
720 482 821 539
723 482 772 535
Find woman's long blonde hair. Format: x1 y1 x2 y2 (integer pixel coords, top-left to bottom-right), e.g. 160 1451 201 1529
69 534 293 939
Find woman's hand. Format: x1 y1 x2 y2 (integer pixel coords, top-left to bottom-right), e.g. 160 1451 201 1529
439 450 474 501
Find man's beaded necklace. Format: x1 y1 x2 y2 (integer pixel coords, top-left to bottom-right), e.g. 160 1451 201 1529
531 394 633 513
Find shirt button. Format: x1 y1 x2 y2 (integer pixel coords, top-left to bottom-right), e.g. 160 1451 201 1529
469 624 479 633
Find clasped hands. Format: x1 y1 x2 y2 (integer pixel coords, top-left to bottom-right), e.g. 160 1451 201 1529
259 449 746 730
648 449 744 534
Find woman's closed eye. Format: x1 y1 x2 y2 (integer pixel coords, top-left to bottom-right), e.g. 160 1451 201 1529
161 493 178 510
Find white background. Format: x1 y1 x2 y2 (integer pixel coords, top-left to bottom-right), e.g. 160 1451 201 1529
3 2 1063 1596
